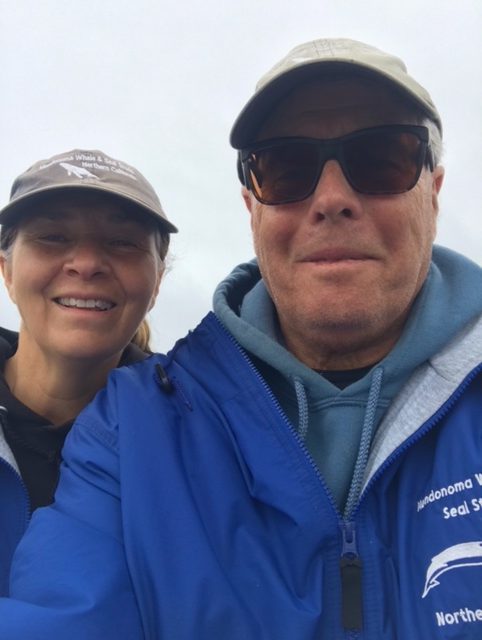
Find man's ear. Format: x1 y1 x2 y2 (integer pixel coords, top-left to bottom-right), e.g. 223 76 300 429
241 187 257 231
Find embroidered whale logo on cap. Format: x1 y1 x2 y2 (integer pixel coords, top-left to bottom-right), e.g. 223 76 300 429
422 541 482 598
59 162 97 180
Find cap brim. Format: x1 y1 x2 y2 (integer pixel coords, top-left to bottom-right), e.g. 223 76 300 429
0 183 178 233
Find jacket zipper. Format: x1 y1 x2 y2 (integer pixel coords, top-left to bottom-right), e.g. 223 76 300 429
340 521 363 631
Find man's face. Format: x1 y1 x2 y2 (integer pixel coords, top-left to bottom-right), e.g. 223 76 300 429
243 77 444 369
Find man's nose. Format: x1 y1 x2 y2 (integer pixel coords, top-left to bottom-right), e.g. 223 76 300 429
307 159 362 223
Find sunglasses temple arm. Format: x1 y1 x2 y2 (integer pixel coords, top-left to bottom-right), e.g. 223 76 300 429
237 154 247 186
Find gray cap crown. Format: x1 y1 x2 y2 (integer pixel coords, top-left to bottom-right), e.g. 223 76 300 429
230 38 442 149
0 149 177 233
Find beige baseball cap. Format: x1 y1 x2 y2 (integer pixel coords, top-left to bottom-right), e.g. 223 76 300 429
0 149 178 233
230 38 442 148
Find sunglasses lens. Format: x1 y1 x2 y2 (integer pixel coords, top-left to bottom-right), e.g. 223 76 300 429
247 143 320 204
245 127 427 204
344 130 424 194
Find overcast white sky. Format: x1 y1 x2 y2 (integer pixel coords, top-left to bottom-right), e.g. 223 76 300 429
1 1 481 351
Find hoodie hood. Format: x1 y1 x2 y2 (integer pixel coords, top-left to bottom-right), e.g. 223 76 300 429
214 246 482 397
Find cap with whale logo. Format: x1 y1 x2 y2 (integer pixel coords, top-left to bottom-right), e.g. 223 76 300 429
0 149 177 233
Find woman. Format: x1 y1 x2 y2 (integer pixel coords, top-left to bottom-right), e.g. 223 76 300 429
0 147 177 593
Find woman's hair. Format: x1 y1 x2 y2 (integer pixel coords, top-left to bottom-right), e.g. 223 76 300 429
131 318 153 353
0 205 171 355
0 225 17 254
132 226 169 353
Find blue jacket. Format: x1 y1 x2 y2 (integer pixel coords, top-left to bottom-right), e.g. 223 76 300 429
1 312 482 639
0 338 146 596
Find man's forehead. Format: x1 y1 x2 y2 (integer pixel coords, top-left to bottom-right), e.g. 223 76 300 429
257 75 418 139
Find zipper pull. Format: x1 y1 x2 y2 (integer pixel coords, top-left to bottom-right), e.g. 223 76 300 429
340 521 363 631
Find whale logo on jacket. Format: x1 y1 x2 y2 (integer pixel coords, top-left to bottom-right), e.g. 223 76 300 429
422 541 482 598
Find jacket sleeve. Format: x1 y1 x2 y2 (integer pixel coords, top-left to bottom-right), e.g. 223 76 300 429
0 382 144 640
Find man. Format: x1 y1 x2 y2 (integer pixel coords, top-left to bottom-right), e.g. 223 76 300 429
0 38 481 639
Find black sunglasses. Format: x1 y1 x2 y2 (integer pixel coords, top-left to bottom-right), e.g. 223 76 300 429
238 125 433 205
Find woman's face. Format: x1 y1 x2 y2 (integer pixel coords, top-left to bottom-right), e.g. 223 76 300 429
0 196 164 366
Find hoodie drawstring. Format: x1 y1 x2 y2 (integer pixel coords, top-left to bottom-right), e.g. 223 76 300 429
344 366 384 518
293 376 309 441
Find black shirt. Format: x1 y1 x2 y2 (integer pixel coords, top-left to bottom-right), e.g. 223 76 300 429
317 365 375 389
0 329 146 511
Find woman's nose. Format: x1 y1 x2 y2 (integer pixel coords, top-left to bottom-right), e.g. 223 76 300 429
63 241 110 278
